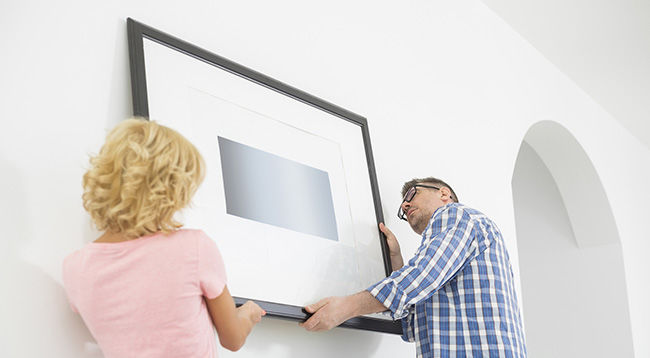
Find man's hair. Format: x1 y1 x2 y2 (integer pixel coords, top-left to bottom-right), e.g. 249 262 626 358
401 177 459 203
82 118 205 238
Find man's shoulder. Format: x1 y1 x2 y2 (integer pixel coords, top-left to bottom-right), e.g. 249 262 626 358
433 203 477 221
447 205 503 241
447 203 494 220
423 204 472 237
428 203 495 235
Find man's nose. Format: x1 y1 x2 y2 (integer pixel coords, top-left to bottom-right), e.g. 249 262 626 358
401 201 411 211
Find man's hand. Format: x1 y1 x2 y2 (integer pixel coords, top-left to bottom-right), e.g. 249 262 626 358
300 296 354 332
380 223 404 271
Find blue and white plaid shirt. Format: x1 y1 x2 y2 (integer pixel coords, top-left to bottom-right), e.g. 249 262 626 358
368 203 526 357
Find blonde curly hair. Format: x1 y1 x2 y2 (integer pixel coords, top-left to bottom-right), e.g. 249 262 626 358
82 118 205 238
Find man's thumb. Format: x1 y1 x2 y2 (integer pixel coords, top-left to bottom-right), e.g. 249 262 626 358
305 298 329 313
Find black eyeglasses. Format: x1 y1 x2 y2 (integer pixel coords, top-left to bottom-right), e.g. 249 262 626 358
397 184 440 221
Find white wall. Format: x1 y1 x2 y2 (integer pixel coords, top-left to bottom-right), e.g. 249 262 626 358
513 141 634 357
1 0 648 357
481 0 650 149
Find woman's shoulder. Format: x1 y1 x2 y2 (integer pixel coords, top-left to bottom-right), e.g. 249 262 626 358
63 249 81 269
172 228 211 241
62 248 86 285
169 229 217 251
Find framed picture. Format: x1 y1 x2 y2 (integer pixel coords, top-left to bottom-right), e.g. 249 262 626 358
127 18 401 334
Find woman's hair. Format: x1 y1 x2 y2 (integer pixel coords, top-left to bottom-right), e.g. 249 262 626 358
82 118 205 238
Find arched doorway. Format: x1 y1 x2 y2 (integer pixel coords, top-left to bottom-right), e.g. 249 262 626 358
512 121 633 357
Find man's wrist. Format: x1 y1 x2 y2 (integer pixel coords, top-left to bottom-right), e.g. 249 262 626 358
390 254 404 269
349 291 388 317
344 294 362 319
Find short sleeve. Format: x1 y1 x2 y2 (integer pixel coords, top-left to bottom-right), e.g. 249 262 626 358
62 254 79 313
197 232 227 299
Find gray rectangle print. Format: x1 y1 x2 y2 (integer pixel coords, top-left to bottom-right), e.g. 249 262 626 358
218 136 339 241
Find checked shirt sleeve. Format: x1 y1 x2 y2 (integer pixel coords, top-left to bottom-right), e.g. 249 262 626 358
367 205 478 320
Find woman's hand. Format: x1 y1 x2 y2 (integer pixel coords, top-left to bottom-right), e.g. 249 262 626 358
237 300 265 326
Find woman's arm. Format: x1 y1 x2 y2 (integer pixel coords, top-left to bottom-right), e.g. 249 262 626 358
205 286 265 351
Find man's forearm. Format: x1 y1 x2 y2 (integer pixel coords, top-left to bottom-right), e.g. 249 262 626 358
301 291 391 331
349 290 389 317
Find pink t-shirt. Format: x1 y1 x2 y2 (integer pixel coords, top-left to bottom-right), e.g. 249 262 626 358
62 229 226 358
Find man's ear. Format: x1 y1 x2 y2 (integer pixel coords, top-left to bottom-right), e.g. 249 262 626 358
439 187 452 202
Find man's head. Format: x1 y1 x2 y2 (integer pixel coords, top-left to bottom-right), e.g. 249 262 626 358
398 177 458 234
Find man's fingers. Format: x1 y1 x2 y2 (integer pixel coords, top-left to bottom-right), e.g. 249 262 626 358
300 314 320 331
302 298 331 331
379 222 394 237
305 297 329 313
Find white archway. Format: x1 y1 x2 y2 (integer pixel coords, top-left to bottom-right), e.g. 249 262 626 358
512 121 634 357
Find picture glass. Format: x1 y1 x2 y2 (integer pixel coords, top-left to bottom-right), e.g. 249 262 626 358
218 136 339 242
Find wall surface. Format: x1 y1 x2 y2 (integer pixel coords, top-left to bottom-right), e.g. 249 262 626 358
513 142 634 357
1 0 648 357
482 0 650 149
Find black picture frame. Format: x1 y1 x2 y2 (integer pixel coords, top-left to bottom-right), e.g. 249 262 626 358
126 18 401 335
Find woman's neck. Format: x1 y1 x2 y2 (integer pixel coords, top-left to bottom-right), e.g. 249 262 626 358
94 231 132 243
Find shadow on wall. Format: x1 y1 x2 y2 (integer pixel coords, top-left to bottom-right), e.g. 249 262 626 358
221 316 387 358
511 121 634 358
219 228 400 357
0 157 101 357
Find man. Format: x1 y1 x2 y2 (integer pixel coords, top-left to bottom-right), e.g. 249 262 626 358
301 177 527 357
